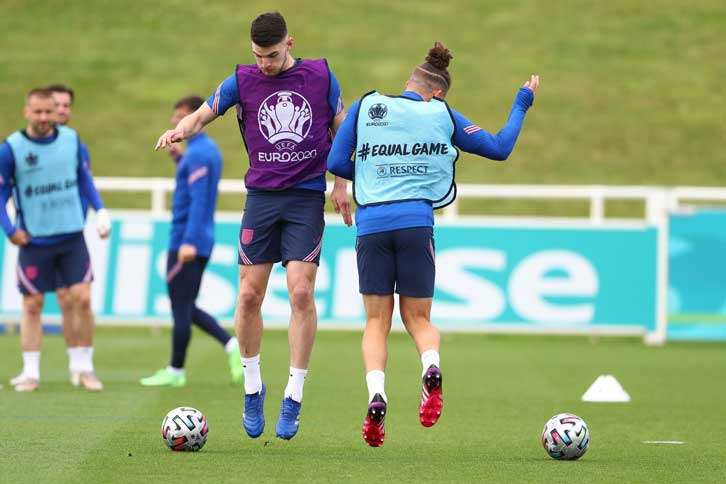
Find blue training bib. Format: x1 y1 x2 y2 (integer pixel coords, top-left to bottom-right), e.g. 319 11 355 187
6 126 85 237
353 92 458 209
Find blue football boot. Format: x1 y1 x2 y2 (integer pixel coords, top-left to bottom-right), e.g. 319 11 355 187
276 396 302 440
243 383 266 438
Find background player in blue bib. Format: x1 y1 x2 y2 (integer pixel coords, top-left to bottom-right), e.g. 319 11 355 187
327 42 540 447
0 88 109 392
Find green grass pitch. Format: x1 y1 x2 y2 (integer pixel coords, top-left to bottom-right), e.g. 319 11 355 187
1 327 725 483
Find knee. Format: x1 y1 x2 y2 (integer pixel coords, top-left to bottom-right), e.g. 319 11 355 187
56 289 71 309
237 287 264 311
76 291 92 312
23 296 44 317
290 284 314 313
400 308 430 331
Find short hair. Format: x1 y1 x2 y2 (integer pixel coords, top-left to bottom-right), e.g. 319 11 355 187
409 42 454 97
46 83 75 103
250 12 288 47
174 95 205 112
25 88 54 105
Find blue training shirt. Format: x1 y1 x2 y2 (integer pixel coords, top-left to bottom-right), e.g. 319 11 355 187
0 129 105 245
206 60 344 192
169 132 222 257
327 88 534 236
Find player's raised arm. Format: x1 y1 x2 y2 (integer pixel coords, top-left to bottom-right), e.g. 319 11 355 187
451 75 540 161
155 103 218 150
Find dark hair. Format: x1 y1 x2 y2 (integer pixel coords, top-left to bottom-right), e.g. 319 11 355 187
46 83 75 103
25 88 54 104
174 95 205 112
250 12 287 47
413 42 453 95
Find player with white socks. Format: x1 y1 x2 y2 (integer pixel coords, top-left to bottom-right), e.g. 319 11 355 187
155 12 348 440
2 88 109 393
328 42 538 446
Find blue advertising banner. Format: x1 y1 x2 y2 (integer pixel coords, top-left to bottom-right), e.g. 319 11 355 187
0 214 658 335
668 209 726 340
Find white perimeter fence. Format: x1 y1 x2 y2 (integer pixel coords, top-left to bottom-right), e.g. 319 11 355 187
4 178 726 344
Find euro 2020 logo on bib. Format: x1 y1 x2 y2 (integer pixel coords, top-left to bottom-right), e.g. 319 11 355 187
258 91 312 151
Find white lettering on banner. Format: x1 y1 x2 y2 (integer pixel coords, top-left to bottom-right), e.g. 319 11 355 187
332 249 363 319
1 242 20 311
198 245 237 314
433 249 507 320
509 250 597 324
113 244 150 314
0 219 605 328
153 252 171 315
315 259 330 316
84 220 109 312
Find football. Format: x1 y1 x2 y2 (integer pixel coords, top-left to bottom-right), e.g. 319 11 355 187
161 406 208 452
541 413 589 460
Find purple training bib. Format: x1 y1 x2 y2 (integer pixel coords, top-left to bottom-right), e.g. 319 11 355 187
236 59 333 190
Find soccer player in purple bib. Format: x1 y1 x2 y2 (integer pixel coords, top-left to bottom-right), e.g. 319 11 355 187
155 12 349 440
327 43 539 447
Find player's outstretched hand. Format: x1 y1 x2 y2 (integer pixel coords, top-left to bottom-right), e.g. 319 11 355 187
331 177 352 226
9 229 30 246
524 74 540 94
155 127 185 151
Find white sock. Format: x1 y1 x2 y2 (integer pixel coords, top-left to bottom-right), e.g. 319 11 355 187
366 370 387 403
241 354 262 394
166 365 185 376
224 338 238 354
284 367 308 403
421 349 440 376
67 347 83 372
80 346 95 372
22 351 40 380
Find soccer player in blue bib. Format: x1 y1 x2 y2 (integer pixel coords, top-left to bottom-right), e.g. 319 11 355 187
46 84 111 390
155 12 350 440
327 43 539 447
140 95 244 387
0 88 109 392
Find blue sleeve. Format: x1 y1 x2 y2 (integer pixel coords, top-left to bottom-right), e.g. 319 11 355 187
206 74 240 116
80 141 91 167
0 141 17 237
182 148 211 247
76 138 104 210
328 68 344 115
326 99 360 180
451 87 534 161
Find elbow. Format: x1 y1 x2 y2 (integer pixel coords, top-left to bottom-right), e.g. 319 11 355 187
492 142 516 161
490 150 511 161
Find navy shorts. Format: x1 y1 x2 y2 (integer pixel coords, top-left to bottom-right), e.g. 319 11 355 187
166 251 209 301
237 189 325 266
356 226 435 297
16 233 93 296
